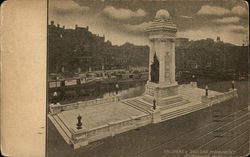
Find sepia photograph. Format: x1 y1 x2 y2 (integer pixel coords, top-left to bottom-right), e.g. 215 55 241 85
46 0 249 157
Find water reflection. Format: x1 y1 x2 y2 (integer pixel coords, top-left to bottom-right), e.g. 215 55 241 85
103 85 145 100
50 81 147 104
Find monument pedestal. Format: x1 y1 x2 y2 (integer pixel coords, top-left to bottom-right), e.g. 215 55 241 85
143 81 183 106
152 108 161 123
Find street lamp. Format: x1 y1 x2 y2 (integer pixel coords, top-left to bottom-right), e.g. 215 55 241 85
52 91 58 104
53 76 60 104
192 74 195 82
205 85 208 97
56 76 59 88
232 80 235 89
115 83 119 95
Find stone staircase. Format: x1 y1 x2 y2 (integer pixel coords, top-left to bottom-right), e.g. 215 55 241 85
122 99 153 114
48 114 72 144
160 102 208 121
159 99 190 111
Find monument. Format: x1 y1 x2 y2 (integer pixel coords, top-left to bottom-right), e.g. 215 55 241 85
143 9 182 106
48 9 239 148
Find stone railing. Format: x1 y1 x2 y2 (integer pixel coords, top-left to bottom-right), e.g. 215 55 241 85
201 89 238 105
49 96 121 114
178 82 197 88
71 114 152 146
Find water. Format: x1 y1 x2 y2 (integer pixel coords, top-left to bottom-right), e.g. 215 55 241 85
53 81 147 104
103 85 145 100
51 76 232 104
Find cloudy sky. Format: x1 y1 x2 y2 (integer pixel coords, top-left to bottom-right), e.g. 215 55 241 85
49 0 248 46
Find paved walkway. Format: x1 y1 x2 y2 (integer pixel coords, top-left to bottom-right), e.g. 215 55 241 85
58 101 147 131
57 85 221 132
49 83 236 148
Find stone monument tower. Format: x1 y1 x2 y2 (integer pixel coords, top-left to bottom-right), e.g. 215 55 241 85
143 9 182 106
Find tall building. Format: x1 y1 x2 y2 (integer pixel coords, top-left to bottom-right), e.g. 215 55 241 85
48 21 149 74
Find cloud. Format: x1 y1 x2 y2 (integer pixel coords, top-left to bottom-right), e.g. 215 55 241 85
213 17 240 23
50 0 89 12
228 25 248 34
232 6 248 16
197 5 248 16
179 15 193 19
177 24 248 45
103 6 146 19
104 30 149 46
124 22 151 32
197 5 230 15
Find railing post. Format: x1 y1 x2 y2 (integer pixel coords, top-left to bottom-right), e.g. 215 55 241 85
205 85 208 97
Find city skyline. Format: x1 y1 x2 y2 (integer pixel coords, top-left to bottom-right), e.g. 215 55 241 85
49 0 248 46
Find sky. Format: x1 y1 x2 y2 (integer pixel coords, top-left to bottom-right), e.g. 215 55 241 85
49 0 249 46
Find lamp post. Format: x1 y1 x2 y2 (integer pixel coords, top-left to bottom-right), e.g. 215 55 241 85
205 85 208 97
115 83 119 95
52 91 58 105
56 76 59 88
232 80 235 89
192 74 195 82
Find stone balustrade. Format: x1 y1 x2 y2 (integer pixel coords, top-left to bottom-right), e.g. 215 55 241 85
85 114 151 141
201 89 238 105
69 114 152 148
49 96 121 114
70 88 238 148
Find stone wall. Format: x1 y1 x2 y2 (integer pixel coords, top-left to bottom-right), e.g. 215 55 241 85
70 114 152 148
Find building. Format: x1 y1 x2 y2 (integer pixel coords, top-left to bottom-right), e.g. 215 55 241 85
48 21 149 74
176 38 189 47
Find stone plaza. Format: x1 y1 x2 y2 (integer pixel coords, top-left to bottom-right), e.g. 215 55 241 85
48 10 238 149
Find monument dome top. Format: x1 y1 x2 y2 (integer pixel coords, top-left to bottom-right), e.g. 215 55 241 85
155 9 170 20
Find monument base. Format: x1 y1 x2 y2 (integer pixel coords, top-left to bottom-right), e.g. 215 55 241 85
152 108 161 123
143 81 183 106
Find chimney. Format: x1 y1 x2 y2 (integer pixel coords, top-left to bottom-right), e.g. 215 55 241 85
51 21 54 25
57 24 60 28
63 25 65 29
86 26 89 30
75 24 78 29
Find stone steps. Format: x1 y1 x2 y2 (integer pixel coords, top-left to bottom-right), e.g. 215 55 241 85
160 103 208 121
133 99 154 111
122 99 153 114
56 114 74 138
160 99 189 111
122 101 150 114
48 115 72 144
